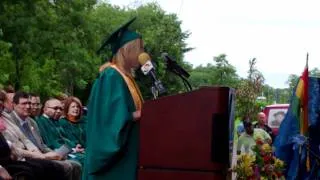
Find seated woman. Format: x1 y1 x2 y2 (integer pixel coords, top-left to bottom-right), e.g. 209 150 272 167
59 97 86 150
36 98 85 165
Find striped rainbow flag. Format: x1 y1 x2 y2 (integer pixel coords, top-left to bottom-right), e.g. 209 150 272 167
293 58 310 172
293 64 309 136
275 55 310 178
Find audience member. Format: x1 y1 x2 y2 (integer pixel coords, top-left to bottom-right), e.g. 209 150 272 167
59 97 86 149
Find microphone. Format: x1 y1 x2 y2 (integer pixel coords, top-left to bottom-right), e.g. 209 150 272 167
161 52 192 92
161 53 190 78
138 53 166 95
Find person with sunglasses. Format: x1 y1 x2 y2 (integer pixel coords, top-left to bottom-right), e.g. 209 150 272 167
36 99 85 165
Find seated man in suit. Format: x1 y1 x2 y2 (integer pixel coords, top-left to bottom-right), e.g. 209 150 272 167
0 90 68 180
4 91 81 180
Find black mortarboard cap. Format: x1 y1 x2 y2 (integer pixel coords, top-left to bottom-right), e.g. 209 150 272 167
97 17 141 59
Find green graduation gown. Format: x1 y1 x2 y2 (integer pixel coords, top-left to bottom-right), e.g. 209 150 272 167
83 67 139 180
59 117 86 148
36 115 75 149
36 115 85 164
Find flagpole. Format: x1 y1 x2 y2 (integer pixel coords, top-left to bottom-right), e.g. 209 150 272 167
306 53 309 68
297 53 309 179
306 53 310 172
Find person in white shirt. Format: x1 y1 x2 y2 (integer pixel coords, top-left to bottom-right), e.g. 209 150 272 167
237 121 271 155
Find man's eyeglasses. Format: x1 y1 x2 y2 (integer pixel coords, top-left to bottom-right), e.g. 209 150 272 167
47 106 63 111
31 103 42 108
19 102 31 106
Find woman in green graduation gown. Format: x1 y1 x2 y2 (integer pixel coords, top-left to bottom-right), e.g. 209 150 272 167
83 17 144 180
59 97 86 149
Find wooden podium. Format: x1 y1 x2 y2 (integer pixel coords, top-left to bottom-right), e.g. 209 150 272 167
138 87 235 180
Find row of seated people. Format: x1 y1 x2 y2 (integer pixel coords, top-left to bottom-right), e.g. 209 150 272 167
0 89 86 180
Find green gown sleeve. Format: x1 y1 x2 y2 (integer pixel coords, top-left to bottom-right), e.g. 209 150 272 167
85 67 135 174
36 116 75 150
59 118 86 147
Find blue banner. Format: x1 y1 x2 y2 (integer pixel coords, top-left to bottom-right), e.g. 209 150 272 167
275 77 320 179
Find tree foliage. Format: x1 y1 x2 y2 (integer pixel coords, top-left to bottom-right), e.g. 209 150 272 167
0 1 190 101
284 67 320 103
236 58 265 120
189 54 239 88
1 0 314 118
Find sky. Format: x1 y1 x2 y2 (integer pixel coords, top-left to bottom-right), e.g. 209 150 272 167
107 0 320 88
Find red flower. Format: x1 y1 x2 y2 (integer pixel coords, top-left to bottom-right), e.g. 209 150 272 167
263 156 271 163
256 139 263 145
276 172 283 177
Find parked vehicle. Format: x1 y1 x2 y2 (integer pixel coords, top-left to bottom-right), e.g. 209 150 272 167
263 104 289 135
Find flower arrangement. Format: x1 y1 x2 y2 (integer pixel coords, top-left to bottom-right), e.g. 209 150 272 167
232 153 256 179
233 138 285 179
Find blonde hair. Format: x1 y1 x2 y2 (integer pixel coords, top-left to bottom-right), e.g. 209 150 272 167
99 39 142 74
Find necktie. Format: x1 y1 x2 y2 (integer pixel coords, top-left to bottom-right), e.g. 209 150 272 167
22 123 40 149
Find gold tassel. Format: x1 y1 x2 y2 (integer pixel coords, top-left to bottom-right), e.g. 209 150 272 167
306 149 310 171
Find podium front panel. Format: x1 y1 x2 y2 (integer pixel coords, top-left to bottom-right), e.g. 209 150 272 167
139 87 233 172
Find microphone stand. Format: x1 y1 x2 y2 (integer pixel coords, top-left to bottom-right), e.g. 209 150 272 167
170 68 192 92
178 73 192 92
151 79 166 100
151 86 158 99
161 53 192 92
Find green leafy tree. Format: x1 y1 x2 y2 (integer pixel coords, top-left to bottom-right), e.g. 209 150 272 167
0 1 191 101
262 85 275 104
284 67 319 104
189 54 239 88
286 74 299 96
310 67 320 77
213 54 239 86
0 39 14 87
236 58 265 120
